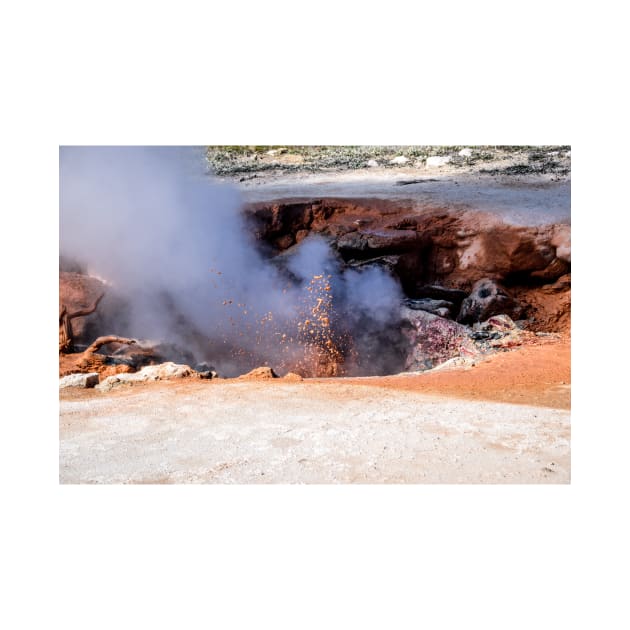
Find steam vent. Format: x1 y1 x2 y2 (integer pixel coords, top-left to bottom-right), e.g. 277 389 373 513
60 146 571 484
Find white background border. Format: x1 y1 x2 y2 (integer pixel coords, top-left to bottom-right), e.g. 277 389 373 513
3 1 627 628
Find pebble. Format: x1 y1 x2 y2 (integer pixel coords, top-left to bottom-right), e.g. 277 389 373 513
426 155 452 167
389 156 409 165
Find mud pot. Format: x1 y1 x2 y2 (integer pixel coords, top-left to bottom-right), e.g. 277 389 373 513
59 148 570 483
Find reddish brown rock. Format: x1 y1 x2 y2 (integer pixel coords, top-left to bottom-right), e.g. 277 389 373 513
295 229 310 243
541 273 571 293
238 366 279 380
283 372 304 382
275 234 295 250
530 257 570 282
457 230 555 279
59 272 107 342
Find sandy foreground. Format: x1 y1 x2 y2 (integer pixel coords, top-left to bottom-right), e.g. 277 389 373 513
59 338 570 484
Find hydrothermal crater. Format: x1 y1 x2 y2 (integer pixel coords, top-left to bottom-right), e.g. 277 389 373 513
60 196 570 378
245 197 570 373
59 149 570 379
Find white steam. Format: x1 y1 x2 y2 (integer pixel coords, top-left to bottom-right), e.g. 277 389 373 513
59 146 404 375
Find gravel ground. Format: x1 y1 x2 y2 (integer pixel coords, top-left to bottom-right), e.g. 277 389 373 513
208 146 570 227
59 380 570 484
206 145 571 178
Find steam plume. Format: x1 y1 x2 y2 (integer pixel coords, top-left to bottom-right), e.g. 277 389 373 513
59 146 404 376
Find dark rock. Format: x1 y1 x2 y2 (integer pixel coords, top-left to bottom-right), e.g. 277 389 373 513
337 229 419 257
325 224 355 238
414 284 468 305
273 203 313 235
469 331 493 340
403 298 455 318
275 233 295 250
348 255 401 271
364 229 419 252
112 341 195 369
530 257 570 282
391 251 424 294
194 363 218 378
457 278 523 324
250 202 314 241
336 231 368 254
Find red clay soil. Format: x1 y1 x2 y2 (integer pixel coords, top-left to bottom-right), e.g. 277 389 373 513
61 335 570 413
342 335 571 410
59 351 134 378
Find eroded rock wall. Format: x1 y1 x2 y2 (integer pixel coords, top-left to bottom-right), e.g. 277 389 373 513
59 198 571 379
245 198 571 332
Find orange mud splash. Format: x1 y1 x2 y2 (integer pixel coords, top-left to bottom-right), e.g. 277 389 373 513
212 271 353 377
